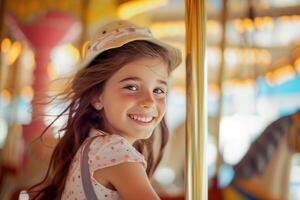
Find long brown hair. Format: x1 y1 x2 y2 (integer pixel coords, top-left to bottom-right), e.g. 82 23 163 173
29 40 172 199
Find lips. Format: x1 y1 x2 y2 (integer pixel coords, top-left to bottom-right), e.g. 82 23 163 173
128 114 155 123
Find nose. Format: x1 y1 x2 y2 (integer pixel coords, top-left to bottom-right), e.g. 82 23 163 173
139 92 155 109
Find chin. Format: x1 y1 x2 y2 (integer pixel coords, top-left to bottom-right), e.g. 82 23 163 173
136 131 153 140
142 134 152 140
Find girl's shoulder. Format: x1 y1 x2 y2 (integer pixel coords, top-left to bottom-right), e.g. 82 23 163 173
88 133 147 172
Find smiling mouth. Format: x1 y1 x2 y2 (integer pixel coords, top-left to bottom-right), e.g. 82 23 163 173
128 114 155 123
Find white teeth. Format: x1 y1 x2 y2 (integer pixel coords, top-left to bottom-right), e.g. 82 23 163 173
129 115 153 123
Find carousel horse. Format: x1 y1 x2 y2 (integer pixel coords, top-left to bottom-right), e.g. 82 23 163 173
157 110 300 200
220 110 300 200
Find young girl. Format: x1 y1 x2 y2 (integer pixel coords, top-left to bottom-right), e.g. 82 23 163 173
28 19 182 200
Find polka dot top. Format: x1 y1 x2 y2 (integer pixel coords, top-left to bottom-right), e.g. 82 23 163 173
61 128 147 200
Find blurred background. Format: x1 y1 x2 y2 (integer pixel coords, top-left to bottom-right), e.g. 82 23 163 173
1 0 300 199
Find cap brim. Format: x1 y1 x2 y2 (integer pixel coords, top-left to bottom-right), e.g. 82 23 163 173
81 33 182 71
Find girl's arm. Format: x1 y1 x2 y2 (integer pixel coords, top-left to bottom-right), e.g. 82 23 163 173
94 162 161 200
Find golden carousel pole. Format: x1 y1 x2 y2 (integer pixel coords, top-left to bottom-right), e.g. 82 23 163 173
79 0 90 49
215 0 228 179
185 0 207 200
0 0 7 91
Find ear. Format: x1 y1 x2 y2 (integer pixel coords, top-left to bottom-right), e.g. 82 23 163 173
91 96 103 110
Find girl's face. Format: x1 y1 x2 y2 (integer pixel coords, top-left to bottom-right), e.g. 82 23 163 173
95 57 169 144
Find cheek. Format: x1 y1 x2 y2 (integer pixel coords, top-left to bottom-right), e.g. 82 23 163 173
156 98 167 114
117 93 138 103
102 92 134 114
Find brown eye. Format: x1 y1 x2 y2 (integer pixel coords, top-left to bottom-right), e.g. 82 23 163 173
154 88 166 94
124 85 138 91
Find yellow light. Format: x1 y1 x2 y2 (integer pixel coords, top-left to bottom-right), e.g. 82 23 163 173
65 44 80 63
294 57 300 73
7 41 22 65
208 83 219 93
245 78 255 84
254 16 274 31
47 63 58 80
279 15 290 22
263 16 273 23
244 18 254 32
1 89 11 102
229 78 239 84
263 16 274 30
207 20 220 35
118 0 168 20
149 21 184 39
233 19 245 33
21 86 34 101
1 38 11 53
254 17 263 30
291 15 300 21
227 78 255 85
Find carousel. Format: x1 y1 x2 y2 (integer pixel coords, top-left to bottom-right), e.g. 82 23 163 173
0 0 300 200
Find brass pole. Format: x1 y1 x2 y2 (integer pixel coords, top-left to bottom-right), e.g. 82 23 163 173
215 0 228 177
0 0 6 40
80 0 90 50
185 0 207 200
0 0 7 92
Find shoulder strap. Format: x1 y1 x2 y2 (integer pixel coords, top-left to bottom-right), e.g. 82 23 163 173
81 137 98 200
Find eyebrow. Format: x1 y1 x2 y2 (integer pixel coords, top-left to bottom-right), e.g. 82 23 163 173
119 77 168 86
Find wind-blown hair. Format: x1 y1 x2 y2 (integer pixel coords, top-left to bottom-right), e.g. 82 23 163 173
29 40 172 200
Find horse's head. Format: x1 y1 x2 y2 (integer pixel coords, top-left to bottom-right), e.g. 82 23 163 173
289 110 300 152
